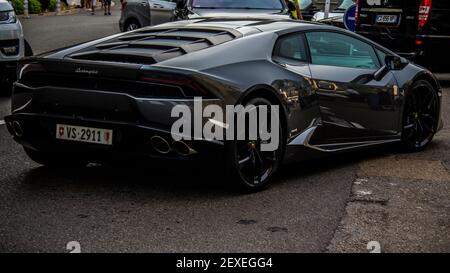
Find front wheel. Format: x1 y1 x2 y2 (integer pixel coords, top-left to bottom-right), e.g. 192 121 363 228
225 97 285 192
401 80 439 152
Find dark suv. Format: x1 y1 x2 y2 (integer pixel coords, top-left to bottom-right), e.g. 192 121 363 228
119 0 292 32
355 0 450 70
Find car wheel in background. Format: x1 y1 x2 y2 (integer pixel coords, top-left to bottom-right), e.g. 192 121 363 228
124 19 141 32
225 97 285 192
401 80 439 152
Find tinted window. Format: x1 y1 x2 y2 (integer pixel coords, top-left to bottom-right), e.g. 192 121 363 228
375 48 387 66
273 34 307 62
306 32 380 69
191 0 284 9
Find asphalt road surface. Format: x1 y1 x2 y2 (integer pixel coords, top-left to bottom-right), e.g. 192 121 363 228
22 5 121 55
0 7 449 253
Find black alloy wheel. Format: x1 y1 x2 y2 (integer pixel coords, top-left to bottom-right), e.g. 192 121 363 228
226 97 285 192
401 80 439 151
125 19 141 32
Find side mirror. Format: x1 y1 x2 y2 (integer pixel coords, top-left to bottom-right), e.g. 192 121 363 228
385 55 405 71
373 65 389 81
373 55 408 81
176 0 187 9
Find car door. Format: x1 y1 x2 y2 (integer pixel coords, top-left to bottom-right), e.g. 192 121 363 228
130 0 151 28
150 0 176 26
272 32 321 139
304 31 401 141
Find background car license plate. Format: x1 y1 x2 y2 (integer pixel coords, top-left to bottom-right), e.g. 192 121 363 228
56 124 113 145
376 15 398 24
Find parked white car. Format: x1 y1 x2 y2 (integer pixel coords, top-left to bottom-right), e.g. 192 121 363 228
0 0 32 92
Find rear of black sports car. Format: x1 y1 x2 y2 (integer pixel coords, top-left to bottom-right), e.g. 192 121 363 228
5 27 240 164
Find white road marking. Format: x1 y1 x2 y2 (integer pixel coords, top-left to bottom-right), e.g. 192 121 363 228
0 120 5 126
356 190 372 196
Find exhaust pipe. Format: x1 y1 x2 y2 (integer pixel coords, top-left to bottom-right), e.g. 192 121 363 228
12 121 23 138
172 141 197 156
151 136 171 154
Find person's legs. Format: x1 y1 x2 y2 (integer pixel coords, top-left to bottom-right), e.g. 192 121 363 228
91 0 95 14
106 0 111 15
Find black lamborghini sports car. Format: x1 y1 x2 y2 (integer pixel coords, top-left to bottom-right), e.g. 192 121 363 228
5 18 443 191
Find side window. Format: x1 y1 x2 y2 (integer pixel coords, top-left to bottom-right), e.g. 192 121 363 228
305 32 380 69
273 34 308 63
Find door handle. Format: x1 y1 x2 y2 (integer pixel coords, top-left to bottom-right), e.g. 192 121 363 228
152 3 164 8
141 1 148 6
317 81 337 91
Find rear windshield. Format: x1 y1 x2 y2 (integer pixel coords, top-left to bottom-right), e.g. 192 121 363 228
192 0 284 10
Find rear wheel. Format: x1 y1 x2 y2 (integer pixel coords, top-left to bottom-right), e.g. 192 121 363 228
401 80 439 151
225 97 285 192
124 19 141 32
24 147 88 168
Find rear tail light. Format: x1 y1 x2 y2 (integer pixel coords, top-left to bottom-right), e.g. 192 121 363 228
139 73 211 97
355 0 360 27
418 0 432 30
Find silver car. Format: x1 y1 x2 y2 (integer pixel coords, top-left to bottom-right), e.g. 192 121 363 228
119 0 177 32
119 0 291 32
0 0 32 92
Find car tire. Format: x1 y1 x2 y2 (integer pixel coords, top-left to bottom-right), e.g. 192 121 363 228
24 147 88 168
225 97 285 192
124 19 141 32
400 80 439 152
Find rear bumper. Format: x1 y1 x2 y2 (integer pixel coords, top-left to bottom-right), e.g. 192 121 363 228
7 82 226 161
4 112 225 161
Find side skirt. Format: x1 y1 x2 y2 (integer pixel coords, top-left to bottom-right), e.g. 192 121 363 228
284 125 401 163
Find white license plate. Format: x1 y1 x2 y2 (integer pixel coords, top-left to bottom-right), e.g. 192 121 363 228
376 15 398 24
56 124 113 145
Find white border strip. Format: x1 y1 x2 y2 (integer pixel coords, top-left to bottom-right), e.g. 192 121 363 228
0 120 5 126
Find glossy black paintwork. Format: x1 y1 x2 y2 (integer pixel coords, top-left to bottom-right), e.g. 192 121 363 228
6 18 443 163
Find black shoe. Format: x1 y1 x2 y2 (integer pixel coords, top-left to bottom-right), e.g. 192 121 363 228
104 12 107 15
108 12 111 15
